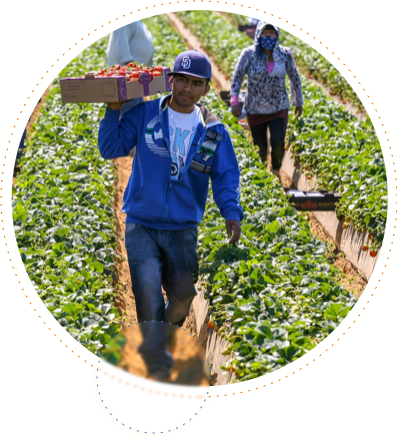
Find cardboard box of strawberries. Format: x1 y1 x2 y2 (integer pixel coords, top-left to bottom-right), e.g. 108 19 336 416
60 62 171 104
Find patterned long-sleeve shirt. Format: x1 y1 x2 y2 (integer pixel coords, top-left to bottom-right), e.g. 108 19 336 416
230 21 304 115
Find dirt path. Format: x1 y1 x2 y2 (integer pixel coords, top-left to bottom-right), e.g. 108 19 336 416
280 170 366 298
111 153 201 328
112 154 137 324
118 324 208 386
12 75 206 383
13 88 51 185
111 109 207 382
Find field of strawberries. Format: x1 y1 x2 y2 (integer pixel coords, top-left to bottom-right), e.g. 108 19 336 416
12 38 121 355
222 12 366 112
177 10 386 253
12 12 383 383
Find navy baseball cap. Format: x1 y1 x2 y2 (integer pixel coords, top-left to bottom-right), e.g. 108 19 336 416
167 50 212 81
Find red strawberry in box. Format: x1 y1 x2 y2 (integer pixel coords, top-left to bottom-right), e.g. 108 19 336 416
60 63 171 103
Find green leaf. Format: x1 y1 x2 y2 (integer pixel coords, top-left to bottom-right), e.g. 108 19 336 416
13 201 27 221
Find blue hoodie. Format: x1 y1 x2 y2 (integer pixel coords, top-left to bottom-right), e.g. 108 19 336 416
98 95 244 230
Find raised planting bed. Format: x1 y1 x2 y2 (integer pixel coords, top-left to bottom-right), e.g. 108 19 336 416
176 10 386 257
281 149 379 281
12 37 121 355
137 14 358 384
195 91 357 383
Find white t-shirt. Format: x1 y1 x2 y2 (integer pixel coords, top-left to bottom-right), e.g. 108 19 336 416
168 106 201 180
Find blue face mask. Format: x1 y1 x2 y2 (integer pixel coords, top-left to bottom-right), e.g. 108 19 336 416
259 36 276 50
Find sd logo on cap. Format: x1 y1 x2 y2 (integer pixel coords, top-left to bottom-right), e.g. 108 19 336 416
167 49 212 81
181 56 192 69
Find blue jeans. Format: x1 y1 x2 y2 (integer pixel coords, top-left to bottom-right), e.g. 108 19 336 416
124 222 199 377
124 222 199 324
137 321 174 378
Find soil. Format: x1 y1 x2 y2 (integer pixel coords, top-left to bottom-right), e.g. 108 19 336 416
111 154 137 324
110 98 207 384
307 212 366 297
105 13 210 364
280 160 366 296
13 87 51 186
14 14 367 389
14 80 205 386
118 324 208 386
164 14 367 299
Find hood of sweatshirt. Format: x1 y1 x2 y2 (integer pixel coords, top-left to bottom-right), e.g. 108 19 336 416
254 21 280 58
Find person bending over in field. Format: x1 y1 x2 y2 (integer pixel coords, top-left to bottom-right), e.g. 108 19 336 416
230 21 304 177
98 49 244 381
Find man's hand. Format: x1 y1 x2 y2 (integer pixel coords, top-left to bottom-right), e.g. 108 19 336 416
107 99 135 111
226 220 241 244
295 106 303 118
231 105 242 118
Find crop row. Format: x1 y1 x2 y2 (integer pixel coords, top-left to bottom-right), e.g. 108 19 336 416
11 14 359 381
147 14 356 382
12 37 121 355
176 10 386 252
221 12 365 112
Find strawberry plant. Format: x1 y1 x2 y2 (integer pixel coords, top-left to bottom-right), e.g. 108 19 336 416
221 12 365 112
12 37 121 355
11 13 360 380
199 92 356 381
146 14 357 382
101 332 127 365
176 10 386 251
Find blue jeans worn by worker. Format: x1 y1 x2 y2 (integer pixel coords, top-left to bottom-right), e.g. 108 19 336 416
137 321 174 379
124 222 199 378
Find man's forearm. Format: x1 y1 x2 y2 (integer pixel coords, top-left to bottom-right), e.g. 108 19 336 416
98 108 135 159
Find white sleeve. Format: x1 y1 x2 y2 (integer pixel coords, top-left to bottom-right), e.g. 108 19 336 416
113 22 137 65
140 22 155 65
107 22 155 67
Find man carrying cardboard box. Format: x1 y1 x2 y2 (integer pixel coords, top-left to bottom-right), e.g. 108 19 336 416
98 49 244 381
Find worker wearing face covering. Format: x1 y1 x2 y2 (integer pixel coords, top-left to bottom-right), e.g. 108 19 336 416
230 22 303 175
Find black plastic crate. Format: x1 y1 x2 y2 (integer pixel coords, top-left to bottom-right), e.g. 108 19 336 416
220 90 231 105
283 188 342 211
219 90 246 107
237 25 256 39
